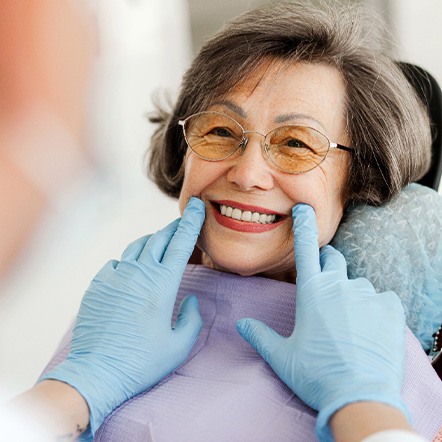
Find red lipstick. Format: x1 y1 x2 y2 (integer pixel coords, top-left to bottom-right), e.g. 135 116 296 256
211 200 287 233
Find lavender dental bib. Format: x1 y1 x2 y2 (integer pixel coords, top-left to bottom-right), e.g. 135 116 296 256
43 265 442 441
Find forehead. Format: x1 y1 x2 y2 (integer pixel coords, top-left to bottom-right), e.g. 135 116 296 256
209 60 348 131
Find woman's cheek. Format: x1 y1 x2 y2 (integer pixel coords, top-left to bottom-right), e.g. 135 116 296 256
316 203 345 247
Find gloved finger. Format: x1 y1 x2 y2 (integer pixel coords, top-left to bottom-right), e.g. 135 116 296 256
120 235 152 261
93 259 119 279
349 276 378 298
236 318 284 366
370 290 405 321
137 218 181 263
319 245 348 277
292 204 321 288
380 292 406 333
162 197 205 269
381 290 405 312
172 295 203 352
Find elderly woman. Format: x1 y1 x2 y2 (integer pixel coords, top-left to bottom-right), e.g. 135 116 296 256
35 1 442 442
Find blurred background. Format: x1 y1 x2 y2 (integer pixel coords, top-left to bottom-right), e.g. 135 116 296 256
1 0 441 401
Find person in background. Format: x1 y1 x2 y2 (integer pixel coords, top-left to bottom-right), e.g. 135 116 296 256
0 0 93 278
0 0 95 439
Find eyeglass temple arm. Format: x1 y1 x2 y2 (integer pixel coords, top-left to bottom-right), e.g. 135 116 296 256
332 142 353 152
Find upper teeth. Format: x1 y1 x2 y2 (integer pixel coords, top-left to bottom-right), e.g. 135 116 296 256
220 204 276 224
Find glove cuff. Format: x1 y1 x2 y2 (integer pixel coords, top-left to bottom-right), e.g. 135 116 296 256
315 395 410 442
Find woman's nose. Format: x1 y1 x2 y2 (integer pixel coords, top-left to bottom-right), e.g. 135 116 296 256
226 135 274 191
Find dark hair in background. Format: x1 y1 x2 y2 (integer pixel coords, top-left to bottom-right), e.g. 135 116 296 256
146 0 431 206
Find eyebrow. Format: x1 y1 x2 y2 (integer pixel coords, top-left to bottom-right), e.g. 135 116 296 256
210 100 327 132
210 100 247 118
275 113 327 133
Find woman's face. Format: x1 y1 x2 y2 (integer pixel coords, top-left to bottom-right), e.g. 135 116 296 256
178 61 350 280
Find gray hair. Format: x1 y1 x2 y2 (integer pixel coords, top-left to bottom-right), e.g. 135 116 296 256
147 0 431 206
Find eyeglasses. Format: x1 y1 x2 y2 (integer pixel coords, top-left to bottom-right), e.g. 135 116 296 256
179 111 352 174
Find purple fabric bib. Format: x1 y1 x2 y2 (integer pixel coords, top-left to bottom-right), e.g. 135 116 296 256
43 265 442 441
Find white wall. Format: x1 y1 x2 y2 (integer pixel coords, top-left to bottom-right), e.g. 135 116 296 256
390 0 442 89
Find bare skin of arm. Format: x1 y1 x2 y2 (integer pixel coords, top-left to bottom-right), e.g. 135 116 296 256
5 380 90 441
330 402 416 442
3 386 420 441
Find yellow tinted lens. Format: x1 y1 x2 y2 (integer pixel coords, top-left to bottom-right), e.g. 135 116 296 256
184 112 243 160
266 126 329 173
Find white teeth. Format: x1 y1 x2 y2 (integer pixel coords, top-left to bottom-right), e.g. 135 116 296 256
241 211 252 222
232 208 241 220
219 204 277 224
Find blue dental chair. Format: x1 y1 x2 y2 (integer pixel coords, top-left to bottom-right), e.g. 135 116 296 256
399 62 442 378
335 62 442 380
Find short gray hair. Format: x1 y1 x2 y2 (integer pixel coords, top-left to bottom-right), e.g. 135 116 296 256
147 0 431 206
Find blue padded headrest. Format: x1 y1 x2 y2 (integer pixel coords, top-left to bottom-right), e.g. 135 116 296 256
332 183 442 351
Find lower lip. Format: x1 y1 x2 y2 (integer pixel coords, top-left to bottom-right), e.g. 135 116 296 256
212 205 285 233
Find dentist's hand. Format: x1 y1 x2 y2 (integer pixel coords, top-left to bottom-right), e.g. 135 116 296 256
236 204 408 441
40 197 205 437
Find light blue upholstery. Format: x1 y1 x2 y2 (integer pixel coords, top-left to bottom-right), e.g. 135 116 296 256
332 183 442 351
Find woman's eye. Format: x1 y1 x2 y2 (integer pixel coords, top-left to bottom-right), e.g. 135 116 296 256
287 138 308 148
210 127 232 137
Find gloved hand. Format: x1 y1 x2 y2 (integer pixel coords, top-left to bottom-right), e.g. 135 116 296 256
39 197 205 438
236 204 408 441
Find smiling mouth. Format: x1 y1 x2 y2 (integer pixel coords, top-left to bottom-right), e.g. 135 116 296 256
215 203 284 225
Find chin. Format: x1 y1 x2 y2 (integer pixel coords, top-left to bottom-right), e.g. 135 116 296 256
220 263 262 277
201 251 258 276
200 248 295 282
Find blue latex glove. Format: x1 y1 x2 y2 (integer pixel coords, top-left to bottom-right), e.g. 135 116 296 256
236 204 408 442
40 197 205 439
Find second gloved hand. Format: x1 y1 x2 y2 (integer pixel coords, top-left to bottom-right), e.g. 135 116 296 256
39 197 205 437
236 204 408 441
